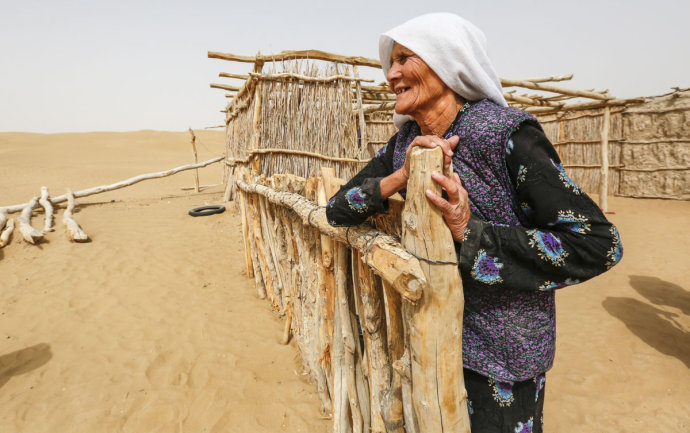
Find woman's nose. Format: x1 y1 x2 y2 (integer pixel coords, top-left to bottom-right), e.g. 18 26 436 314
387 62 401 84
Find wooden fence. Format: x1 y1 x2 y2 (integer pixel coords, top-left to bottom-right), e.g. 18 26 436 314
234 149 471 432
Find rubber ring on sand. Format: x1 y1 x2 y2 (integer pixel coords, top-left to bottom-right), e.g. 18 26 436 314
188 205 226 217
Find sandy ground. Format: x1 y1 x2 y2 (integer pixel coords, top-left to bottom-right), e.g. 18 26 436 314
0 131 688 432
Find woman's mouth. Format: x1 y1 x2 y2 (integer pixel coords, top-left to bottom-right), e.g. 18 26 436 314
395 87 411 95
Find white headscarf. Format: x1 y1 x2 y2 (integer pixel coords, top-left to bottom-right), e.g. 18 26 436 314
379 13 507 128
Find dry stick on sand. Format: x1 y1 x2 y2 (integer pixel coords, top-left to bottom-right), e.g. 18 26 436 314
0 208 7 233
0 219 14 248
0 209 14 248
39 186 55 232
18 197 44 244
63 189 88 242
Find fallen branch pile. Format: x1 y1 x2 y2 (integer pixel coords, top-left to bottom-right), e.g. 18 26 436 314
0 156 224 249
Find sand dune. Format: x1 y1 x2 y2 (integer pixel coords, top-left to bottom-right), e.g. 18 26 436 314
0 131 688 432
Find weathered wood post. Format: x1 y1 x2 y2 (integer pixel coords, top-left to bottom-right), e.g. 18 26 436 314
599 105 611 212
188 128 200 193
401 146 471 433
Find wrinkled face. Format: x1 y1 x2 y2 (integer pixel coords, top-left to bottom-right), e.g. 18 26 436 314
387 43 451 118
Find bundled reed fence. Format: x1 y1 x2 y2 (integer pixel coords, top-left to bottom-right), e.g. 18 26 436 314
534 88 690 201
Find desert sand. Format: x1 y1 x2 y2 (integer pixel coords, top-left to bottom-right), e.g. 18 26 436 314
0 131 688 432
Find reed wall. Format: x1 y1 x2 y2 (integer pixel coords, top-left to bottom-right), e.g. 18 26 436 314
535 89 690 200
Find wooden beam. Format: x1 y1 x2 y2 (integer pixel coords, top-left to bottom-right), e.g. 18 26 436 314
235 179 427 302
209 49 382 68
503 92 565 108
526 98 644 113
362 85 394 93
248 148 368 164
362 102 396 115
520 74 573 83
219 72 250 80
210 83 241 92
249 72 373 83
500 78 611 100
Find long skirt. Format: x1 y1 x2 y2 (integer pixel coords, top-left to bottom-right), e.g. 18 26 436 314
464 368 546 433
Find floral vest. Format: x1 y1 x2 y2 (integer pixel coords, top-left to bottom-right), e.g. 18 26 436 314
392 99 555 381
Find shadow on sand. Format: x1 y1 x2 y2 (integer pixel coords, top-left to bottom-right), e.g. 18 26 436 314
0 343 53 389
602 275 690 368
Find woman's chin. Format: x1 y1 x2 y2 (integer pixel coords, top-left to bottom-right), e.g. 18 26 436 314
394 104 412 116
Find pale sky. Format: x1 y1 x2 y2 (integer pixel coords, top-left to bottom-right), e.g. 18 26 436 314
1 0 687 133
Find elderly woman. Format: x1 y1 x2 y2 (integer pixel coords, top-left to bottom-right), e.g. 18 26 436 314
326 12 622 433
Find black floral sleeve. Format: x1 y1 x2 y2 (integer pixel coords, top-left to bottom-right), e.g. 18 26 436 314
326 134 397 227
326 124 623 292
457 123 623 291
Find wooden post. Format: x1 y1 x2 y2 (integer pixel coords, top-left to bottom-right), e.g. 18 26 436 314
401 146 470 433
380 279 405 433
188 128 200 193
258 195 285 312
557 119 565 160
353 251 392 433
335 242 363 433
237 174 254 278
332 257 352 433
251 58 264 175
247 193 277 308
599 105 611 212
353 65 370 158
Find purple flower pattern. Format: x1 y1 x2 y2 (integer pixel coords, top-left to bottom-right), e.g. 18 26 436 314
528 229 569 266
514 418 534 433
489 378 515 407
472 250 504 284
345 187 367 213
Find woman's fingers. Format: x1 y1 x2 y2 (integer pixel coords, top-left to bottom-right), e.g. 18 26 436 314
431 171 458 201
424 187 450 211
408 135 460 172
426 170 470 242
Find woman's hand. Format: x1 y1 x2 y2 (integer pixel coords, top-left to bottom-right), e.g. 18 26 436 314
399 135 459 182
380 135 460 199
425 169 470 242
